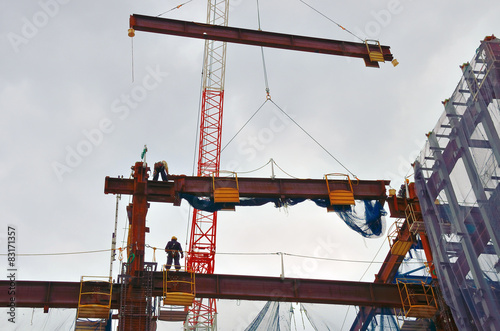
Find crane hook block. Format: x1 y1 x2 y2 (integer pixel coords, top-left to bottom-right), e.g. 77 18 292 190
128 28 135 38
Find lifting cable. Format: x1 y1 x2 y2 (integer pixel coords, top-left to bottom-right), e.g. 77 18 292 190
220 99 269 154
222 1 357 179
298 0 364 42
269 99 357 179
256 0 271 99
157 0 194 17
220 99 357 179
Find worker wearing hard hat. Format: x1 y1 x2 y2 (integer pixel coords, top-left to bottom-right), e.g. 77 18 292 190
165 236 184 271
153 160 169 181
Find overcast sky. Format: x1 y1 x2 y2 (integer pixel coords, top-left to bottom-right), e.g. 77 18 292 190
2 0 500 330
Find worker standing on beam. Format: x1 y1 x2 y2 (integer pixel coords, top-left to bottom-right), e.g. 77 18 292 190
153 160 169 181
165 236 183 271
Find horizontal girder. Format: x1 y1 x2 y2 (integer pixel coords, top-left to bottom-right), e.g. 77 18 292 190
104 175 389 204
0 273 421 309
129 15 394 67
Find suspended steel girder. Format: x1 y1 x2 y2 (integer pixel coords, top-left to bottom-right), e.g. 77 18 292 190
129 14 394 67
105 175 389 203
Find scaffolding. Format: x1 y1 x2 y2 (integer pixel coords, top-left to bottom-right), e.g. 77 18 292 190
414 36 500 330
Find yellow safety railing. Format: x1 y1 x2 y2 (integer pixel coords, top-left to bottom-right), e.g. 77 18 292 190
396 279 438 319
162 267 195 307
213 171 240 204
406 204 426 234
365 39 385 63
76 276 113 320
387 219 413 256
325 173 355 206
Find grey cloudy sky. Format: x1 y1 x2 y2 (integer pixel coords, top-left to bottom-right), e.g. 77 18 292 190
1 0 500 329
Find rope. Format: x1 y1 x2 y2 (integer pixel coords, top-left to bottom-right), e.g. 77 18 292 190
131 37 135 83
157 0 194 17
231 158 273 175
0 246 130 257
271 159 302 179
298 0 364 42
215 250 425 265
216 158 300 179
269 99 357 178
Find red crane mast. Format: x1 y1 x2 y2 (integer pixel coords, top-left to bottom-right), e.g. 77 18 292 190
186 1 229 329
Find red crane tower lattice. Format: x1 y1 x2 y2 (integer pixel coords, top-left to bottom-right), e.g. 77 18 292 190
186 1 229 329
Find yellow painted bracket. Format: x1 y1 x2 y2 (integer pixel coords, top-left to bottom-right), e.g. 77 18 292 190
325 173 355 206
162 267 196 307
387 219 413 256
213 171 240 203
76 276 112 319
396 279 438 319
365 39 385 63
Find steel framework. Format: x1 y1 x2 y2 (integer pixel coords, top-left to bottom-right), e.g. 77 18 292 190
414 36 500 330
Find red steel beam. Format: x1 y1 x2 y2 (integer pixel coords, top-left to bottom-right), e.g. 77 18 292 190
129 15 394 67
0 273 420 309
105 175 389 204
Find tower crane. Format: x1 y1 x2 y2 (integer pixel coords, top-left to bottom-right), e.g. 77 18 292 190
185 1 229 329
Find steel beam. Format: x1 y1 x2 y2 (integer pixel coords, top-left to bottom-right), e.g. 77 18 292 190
105 175 389 204
129 15 394 67
0 273 423 309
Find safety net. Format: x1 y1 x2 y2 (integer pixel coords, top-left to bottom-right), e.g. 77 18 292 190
180 193 386 237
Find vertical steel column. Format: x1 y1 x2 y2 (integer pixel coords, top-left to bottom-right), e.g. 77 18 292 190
119 162 150 330
427 132 498 325
414 161 473 330
457 63 500 257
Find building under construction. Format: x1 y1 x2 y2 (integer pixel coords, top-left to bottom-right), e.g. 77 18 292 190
1 7 499 331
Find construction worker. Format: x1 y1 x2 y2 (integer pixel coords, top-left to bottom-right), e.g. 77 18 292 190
165 236 183 271
153 160 169 181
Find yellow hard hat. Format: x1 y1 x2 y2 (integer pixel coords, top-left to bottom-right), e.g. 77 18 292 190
171 236 177 240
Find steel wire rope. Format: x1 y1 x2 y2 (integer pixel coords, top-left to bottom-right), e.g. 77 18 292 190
157 0 195 17
298 0 364 42
219 0 273 155
256 0 271 99
220 0 273 155
220 99 269 154
269 99 358 179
